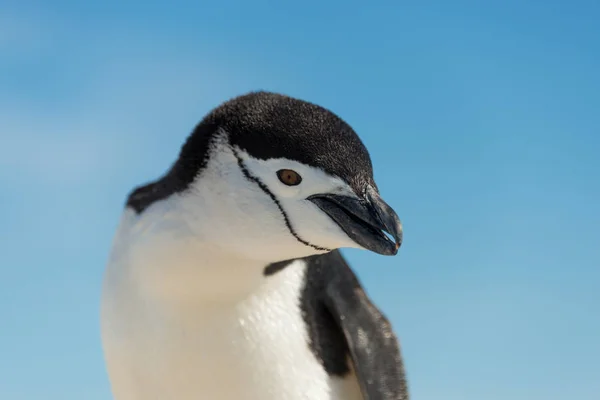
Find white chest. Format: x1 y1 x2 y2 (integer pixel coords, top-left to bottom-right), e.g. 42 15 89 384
101 258 362 400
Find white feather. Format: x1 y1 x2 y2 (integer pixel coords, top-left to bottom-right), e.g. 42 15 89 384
101 135 364 399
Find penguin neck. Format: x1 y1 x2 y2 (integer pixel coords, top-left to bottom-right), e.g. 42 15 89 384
144 241 268 304
108 207 271 307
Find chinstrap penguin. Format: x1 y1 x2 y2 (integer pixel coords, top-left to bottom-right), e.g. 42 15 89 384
101 91 409 400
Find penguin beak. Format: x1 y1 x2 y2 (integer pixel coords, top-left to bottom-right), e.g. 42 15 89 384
307 186 403 255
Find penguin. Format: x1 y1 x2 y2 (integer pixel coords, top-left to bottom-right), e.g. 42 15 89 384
101 91 409 400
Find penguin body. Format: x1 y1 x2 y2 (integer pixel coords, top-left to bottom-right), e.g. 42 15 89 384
101 92 408 400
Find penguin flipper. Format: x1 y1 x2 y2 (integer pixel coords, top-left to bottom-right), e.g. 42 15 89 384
322 260 409 400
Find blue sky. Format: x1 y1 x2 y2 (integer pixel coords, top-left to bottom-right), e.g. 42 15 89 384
1 1 599 399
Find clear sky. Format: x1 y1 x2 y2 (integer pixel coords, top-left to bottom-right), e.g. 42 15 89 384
1 1 599 399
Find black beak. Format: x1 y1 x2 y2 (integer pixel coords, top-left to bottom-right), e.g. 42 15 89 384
307 186 403 256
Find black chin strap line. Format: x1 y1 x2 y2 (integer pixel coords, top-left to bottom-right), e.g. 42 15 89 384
230 146 331 253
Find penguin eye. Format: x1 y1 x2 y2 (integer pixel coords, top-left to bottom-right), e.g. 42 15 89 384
277 169 302 186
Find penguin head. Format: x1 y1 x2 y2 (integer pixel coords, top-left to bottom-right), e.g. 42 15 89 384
127 91 402 263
